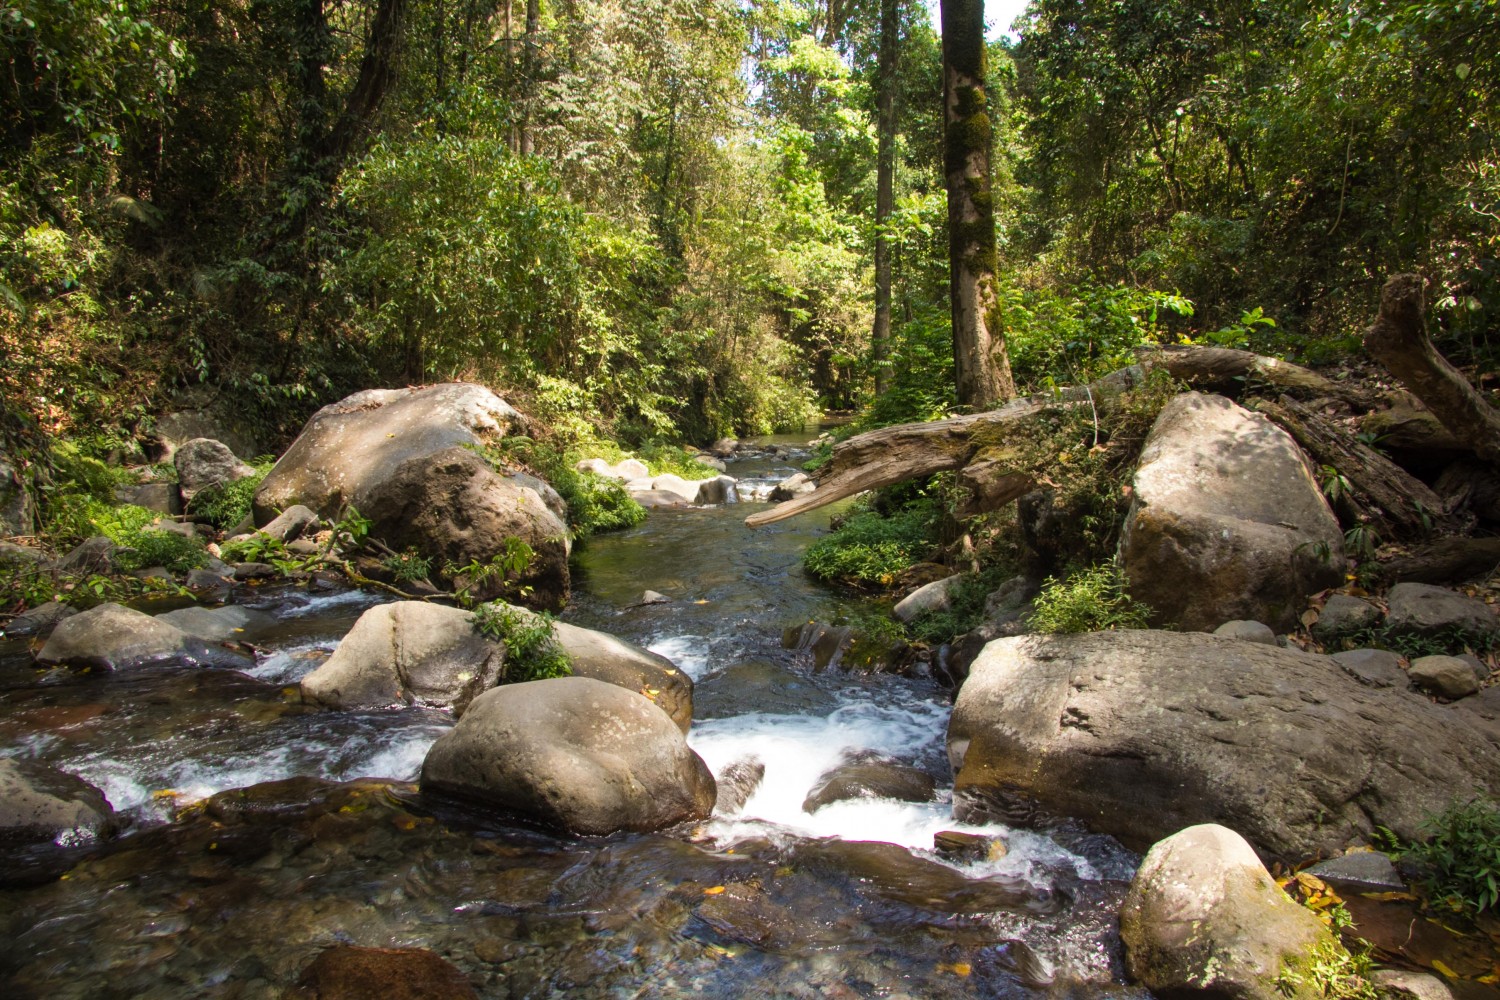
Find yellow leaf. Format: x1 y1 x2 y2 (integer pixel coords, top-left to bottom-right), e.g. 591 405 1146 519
937 962 971 977
703 885 726 895
1430 960 1458 979
1301 609 1320 628
1295 872 1328 893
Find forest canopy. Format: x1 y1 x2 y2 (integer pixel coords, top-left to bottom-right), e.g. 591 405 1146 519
2 0 1496 455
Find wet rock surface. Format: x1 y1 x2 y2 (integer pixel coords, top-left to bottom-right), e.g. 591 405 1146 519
38 602 254 672
801 752 936 812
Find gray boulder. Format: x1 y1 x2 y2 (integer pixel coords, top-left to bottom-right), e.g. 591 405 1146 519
153 605 277 643
711 438 738 458
0 759 115 847
259 504 321 542
1329 648 1407 688
769 472 815 502
150 402 263 464
575 457 649 482
552 620 694 732
1213 620 1277 645
694 475 738 505
362 447 570 610
37 602 254 671
57 536 117 576
1311 594 1382 643
1407 655 1480 699
1385 582 1499 638
649 474 703 504
174 438 255 502
1120 824 1333 1000
421 676 716 835
301 603 505 714
3 601 76 639
1119 393 1344 631
254 383 525 523
631 489 690 509
948 630 1500 859
893 574 961 623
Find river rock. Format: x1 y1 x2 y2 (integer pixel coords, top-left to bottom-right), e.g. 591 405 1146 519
1384 582 1499 639
1118 392 1344 632
1329 648 1407 688
113 481 181 516
711 438 737 458
575 457 649 482
260 504 321 543
37 602 254 671
948 630 1500 858
1302 850 1404 893
1312 594 1382 642
1407 655 1480 699
0 758 116 847
893 574 961 623
694 475 737 505
802 753 936 812
769 472 815 501
362 447 570 610
552 620 694 732
420 676 715 835
649 474 702 504
3 601 76 639
1370 970 1454 1000
1212 620 1278 645
301 603 504 714
254 383 525 523
630 489 689 509
714 756 766 814
57 536 117 576
154 604 277 643
174 438 255 501
285 945 478 1000
1120 824 1333 1000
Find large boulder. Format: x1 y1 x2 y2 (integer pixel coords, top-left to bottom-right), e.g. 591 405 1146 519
552 621 694 732
1120 824 1333 1000
362 447 570 609
254 383 525 523
0 758 115 848
1384 582 1499 639
421 676 716 835
174 438 256 502
301 603 502 714
1119 393 1344 632
948 630 1500 859
37 602 254 671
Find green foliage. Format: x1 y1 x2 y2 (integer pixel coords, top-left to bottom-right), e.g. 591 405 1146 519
219 533 285 565
470 602 572 683
1398 798 1500 919
1028 562 1153 634
906 565 1017 646
1275 940 1376 1000
478 439 647 539
1327 622 1496 660
114 530 207 574
446 538 536 609
803 494 941 587
380 548 433 584
187 467 271 530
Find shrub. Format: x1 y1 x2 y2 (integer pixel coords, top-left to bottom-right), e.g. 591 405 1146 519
803 496 940 587
471 602 572 683
1399 798 1500 918
187 465 271 529
114 529 207 573
1027 562 1152 634
380 547 433 584
481 439 647 539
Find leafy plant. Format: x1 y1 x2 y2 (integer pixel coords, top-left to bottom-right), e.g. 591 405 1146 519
1275 939 1376 1000
113 529 207 573
803 495 940 587
1028 562 1153 634
380 547 433 584
446 537 536 608
219 533 286 564
470 602 571 683
1398 798 1500 918
187 466 270 529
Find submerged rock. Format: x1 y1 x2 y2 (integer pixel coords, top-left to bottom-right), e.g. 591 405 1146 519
154 604 277 643
37 602 254 671
801 752 936 812
285 945 478 1000
421 676 715 835
1119 392 1344 632
948 629 1500 859
1120 824 1333 1000
713 756 766 814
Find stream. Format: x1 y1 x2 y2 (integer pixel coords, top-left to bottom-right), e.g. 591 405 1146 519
0 434 1142 999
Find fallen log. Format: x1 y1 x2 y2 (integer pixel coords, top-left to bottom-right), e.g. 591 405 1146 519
1375 537 1500 585
1139 344 1370 407
1250 396 1469 541
1364 273 1500 465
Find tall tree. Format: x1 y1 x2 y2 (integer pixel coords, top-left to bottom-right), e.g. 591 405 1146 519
940 0 1013 407
871 0 899 395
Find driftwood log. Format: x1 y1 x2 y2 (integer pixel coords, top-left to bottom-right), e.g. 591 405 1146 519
747 346 1362 529
1250 395 1470 541
1375 537 1500 585
1364 273 1500 466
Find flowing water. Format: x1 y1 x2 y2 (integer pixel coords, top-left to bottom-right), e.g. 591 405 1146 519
0 433 1141 999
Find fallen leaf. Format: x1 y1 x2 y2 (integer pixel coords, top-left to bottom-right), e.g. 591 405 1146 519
703 885 726 895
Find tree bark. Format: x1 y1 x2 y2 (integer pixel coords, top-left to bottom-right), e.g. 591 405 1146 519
1137 344 1371 407
1375 537 1500 586
871 0 898 396
518 0 540 156
1364 273 1500 465
940 0 1014 409
1249 395 1468 541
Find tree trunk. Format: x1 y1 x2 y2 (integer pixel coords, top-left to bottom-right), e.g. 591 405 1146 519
1249 395 1469 541
518 0 540 156
1364 273 1500 465
871 0 898 396
1137 344 1371 407
940 0 1014 409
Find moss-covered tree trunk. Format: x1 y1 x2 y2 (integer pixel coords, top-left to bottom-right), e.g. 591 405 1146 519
872 0 899 396
940 0 1015 409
